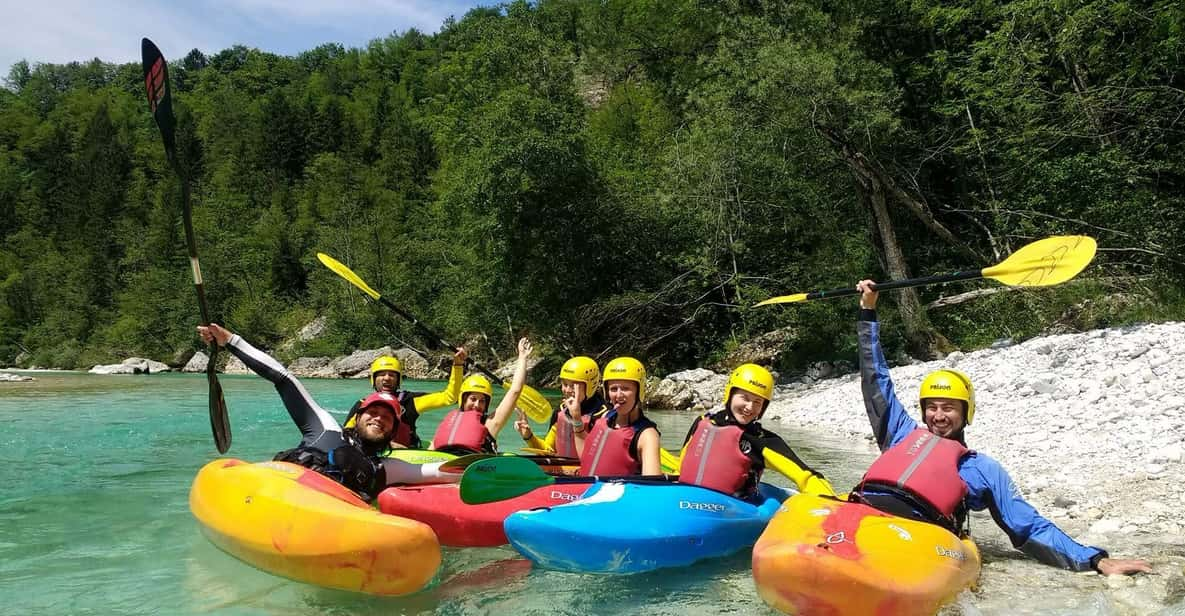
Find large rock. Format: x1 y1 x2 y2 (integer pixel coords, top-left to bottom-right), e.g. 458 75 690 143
288 356 332 377
89 357 171 375
331 347 395 377
169 347 195 369
649 369 726 411
391 348 441 380
14 351 30 366
0 373 34 382
222 355 253 375
183 352 209 373
710 326 798 371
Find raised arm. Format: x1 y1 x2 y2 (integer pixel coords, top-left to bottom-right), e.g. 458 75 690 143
198 323 339 444
412 347 467 412
485 338 533 437
856 280 917 450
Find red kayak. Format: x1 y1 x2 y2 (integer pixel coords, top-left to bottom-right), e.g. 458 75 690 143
377 482 591 547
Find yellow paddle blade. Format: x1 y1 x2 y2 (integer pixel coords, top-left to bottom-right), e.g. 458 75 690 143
981 235 1096 287
763 449 836 496
317 252 381 300
660 448 680 474
754 292 809 307
514 384 553 423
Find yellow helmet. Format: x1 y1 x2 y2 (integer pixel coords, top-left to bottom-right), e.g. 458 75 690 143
369 356 402 389
560 356 601 396
723 363 774 408
602 357 646 402
919 369 975 425
459 374 494 403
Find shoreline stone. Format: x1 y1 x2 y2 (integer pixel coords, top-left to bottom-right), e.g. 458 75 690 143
89 357 171 375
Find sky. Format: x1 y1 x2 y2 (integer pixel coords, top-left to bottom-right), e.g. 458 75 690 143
1 0 487 78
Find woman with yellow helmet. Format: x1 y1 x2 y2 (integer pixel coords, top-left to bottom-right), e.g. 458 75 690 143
343 347 468 449
514 356 611 457
430 338 535 455
677 364 830 498
578 357 663 476
851 279 1149 576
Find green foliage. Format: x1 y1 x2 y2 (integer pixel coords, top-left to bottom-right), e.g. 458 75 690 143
0 0 1180 373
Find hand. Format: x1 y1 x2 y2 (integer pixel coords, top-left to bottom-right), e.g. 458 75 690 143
565 382 585 420
857 279 879 310
453 347 468 366
196 323 233 347
517 337 533 360
1097 557 1153 575
513 408 533 439
389 441 408 449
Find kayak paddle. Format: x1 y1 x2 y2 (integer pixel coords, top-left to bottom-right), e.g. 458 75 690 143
755 235 1097 306
440 452 581 473
316 252 554 422
521 445 681 474
459 456 676 505
142 38 231 454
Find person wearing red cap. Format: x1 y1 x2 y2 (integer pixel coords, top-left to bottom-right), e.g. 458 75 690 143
197 323 458 501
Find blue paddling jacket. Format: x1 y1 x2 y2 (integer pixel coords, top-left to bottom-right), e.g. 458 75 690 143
858 310 1107 572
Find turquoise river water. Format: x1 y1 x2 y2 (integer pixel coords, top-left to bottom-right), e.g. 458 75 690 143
1 372 1181 615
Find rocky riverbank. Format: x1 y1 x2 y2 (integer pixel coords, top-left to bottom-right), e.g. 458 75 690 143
654 320 1185 572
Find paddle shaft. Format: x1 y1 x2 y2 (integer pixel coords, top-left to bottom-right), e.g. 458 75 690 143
374 294 510 388
143 38 230 453
802 270 983 302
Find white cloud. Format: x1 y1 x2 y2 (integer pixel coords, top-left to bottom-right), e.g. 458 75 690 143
1 0 481 79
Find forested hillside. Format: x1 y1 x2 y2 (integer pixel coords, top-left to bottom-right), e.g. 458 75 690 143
1 0 1182 372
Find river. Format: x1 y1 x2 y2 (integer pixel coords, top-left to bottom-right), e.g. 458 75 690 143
0 372 1179 615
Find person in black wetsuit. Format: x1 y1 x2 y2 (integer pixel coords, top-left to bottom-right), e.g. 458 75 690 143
197 323 459 502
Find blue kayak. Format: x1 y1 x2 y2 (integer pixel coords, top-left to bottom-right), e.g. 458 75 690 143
504 480 792 573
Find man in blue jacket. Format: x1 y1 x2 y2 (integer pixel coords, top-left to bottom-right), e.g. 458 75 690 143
852 280 1150 576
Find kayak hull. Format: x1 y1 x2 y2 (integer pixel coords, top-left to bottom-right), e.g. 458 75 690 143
504 481 791 573
189 459 441 596
752 492 980 615
384 448 456 464
376 482 591 546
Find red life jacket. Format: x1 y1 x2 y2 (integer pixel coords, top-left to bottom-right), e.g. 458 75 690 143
554 409 591 458
579 416 641 475
859 428 969 519
390 416 413 448
432 409 494 453
677 418 752 495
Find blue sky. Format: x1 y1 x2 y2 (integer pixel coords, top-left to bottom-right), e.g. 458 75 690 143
2 0 488 78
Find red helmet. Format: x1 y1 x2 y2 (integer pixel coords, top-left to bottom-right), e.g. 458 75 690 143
358 392 402 419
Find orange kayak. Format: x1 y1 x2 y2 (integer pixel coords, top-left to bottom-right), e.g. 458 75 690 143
752 492 980 615
189 459 440 596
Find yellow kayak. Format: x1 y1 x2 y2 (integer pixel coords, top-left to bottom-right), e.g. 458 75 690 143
189 459 441 596
752 493 980 615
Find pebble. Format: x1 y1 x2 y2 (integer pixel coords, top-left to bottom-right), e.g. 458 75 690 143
723 320 1185 552
1105 575 1135 589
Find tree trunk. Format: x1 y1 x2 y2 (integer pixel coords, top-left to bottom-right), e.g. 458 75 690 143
817 126 988 265
859 177 954 359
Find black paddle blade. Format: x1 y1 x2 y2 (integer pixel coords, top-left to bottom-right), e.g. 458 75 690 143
206 345 231 453
140 38 176 153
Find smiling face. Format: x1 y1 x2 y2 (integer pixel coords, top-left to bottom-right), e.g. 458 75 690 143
355 404 396 444
605 379 638 412
923 397 966 438
372 370 400 393
728 389 767 425
461 392 490 414
560 379 586 398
